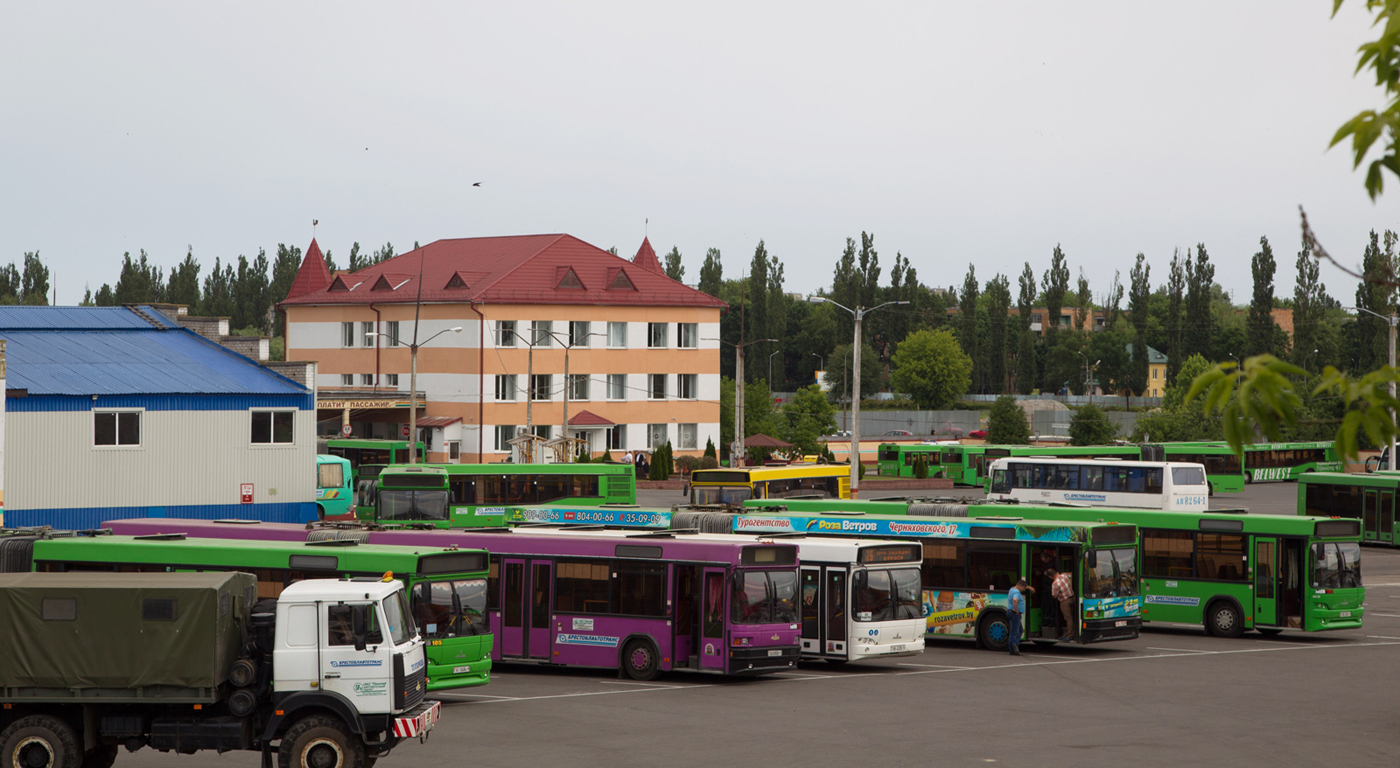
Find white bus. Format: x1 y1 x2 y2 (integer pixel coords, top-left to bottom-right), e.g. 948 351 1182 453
987 456 1210 511
530 527 926 664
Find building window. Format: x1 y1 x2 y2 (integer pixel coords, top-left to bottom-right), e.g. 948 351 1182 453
495 374 518 401
531 374 552 401
532 425 553 440
95 411 141 447
495 425 518 451
361 374 375 386
649 374 666 400
678 323 698 349
342 322 355 348
679 423 698 450
360 321 374 347
608 374 626 400
568 374 590 401
531 320 554 347
385 321 400 348
648 423 668 449
608 322 628 348
385 374 399 387
251 410 295 445
448 441 461 461
1152 368 1158 380
648 322 667 348
496 320 517 347
607 426 625 450
678 374 698 400
340 374 353 386
570 321 592 347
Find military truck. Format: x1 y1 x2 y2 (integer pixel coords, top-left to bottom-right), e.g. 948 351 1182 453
0 571 440 768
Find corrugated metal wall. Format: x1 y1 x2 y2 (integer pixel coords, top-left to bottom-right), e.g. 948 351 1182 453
6 409 316 513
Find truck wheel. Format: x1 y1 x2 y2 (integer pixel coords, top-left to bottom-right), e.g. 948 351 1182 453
1 715 82 768
79 746 117 768
621 639 659 681
278 717 367 768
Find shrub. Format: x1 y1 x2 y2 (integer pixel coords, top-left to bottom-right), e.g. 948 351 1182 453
913 455 929 479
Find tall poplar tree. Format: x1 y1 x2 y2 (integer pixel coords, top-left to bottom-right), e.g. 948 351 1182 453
1127 253 1152 395
959 266 981 393
984 273 1011 394
1041 245 1070 343
166 249 202 310
663 246 684 281
1166 249 1186 381
698 248 723 298
1247 236 1278 357
270 244 301 304
1074 269 1092 332
1292 233 1326 372
1184 243 1215 360
1016 263 1038 393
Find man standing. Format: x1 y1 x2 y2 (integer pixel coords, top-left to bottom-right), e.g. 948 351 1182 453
1049 568 1076 642
1007 578 1031 656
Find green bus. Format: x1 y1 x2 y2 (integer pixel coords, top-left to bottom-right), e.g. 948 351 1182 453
371 463 638 528
325 438 427 482
743 498 1364 637
1298 471 1400 545
937 444 998 486
18 532 494 690
1240 441 1343 482
876 443 950 478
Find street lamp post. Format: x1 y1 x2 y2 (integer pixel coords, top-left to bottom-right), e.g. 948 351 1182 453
707 337 778 465
367 325 463 463
1346 306 1398 469
769 349 781 391
807 296 909 498
547 328 604 460
1303 348 1319 372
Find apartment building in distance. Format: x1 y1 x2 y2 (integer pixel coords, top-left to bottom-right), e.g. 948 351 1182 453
281 235 725 463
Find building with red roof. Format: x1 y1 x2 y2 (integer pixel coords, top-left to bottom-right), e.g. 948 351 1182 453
281 234 724 462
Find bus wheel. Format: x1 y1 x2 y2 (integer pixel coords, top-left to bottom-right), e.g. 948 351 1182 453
1256 627 1284 637
622 639 659 681
1206 601 1244 638
977 613 1010 652
315 504 326 521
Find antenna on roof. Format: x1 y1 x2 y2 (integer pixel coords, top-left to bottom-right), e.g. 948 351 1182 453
313 219 318 239
645 217 648 237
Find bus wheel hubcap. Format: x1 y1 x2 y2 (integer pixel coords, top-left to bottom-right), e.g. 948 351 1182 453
989 623 1007 642
631 647 650 669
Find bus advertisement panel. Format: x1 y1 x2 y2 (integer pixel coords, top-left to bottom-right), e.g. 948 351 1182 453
506 506 672 528
1242 441 1343 482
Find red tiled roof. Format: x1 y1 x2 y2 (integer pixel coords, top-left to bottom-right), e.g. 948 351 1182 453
567 409 614 426
285 239 332 301
415 416 462 428
632 237 663 274
279 234 724 309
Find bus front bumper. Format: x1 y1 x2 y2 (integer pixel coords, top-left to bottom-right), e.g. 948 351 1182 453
1079 616 1142 644
728 645 801 675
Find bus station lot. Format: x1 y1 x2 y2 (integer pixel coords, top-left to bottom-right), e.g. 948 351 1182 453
132 483 1397 768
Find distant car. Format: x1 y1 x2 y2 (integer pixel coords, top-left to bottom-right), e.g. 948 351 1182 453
968 429 988 438
884 430 913 436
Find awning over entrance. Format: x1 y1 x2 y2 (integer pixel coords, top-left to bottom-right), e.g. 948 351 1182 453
567 409 614 427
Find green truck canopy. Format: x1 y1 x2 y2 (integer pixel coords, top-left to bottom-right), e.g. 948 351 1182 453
0 571 255 702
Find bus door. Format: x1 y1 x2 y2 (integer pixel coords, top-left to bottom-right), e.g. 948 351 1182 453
673 565 698 667
1253 537 1278 627
825 568 847 657
1280 539 1304 629
700 569 726 671
501 559 527 658
528 560 552 660
1363 490 1381 542
800 567 821 655
1380 490 1395 545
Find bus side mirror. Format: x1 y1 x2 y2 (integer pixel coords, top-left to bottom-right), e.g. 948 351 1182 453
1086 551 1098 569
351 605 369 651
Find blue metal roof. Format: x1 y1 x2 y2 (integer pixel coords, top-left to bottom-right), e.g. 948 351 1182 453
0 307 305 397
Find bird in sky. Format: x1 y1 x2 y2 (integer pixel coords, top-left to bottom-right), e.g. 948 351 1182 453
472 182 482 187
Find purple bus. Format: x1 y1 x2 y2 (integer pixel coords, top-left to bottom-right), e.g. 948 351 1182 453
103 518 802 680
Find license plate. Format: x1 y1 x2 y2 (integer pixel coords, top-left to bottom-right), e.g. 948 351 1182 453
890 644 906 652
452 665 472 674
767 649 782 657
1115 621 1127 627
1340 611 1352 618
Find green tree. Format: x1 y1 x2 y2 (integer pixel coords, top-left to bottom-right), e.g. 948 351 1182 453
958 265 980 392
1165 249 1186 382
371 242 395 264
1069 403 1118 446
984 273 1011 394
889 329 972 410
1247 236 1278 357
1074 268 1093 333
1292 233 1327 373
1041 244 1070 348
1127 253 1152 395
270 244 301 304
347 242 367 272
698 248 723 297
202 257 236 319
827 342 883 405
1183 244 1215 360
663 247 684 282
166 249 201 310
20 252 49 305
987 395 1029 445
1330 0 1400 199
1015 262 1038 394
780 384 838 456
113 250 164 305
0 264 20 302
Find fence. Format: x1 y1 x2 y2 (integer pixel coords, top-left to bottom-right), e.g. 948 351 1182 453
963 393 1162 409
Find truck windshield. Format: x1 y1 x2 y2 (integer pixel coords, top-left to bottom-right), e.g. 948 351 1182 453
383 589 417 645
1084 548 1138 598
1312 542 1362 588
413 579 489 638
378 489 449 521
852 567 924 621
692 486 752 506
730 569 798 624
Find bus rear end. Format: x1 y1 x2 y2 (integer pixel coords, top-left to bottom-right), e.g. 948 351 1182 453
725 544 802 674
316 454 356 520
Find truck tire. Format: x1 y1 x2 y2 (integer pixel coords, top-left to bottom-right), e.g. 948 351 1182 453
79 746 117 768
278 716 367 768
1 715 82 768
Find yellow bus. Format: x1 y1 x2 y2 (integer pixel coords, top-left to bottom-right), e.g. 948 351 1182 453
688 465 851 505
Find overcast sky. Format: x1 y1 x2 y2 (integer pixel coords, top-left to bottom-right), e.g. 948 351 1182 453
2 2 1397 306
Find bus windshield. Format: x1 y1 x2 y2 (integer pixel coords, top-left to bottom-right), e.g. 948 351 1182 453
1085 548 1138 598
383 588 417 645
414 579 490 638
852 568 923 621
693 486 753 505
379 489 450 521
1312 542 1362 588
731 570 798 624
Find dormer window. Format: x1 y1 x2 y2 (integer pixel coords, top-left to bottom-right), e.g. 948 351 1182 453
557 267 584 290
607 268 635 290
